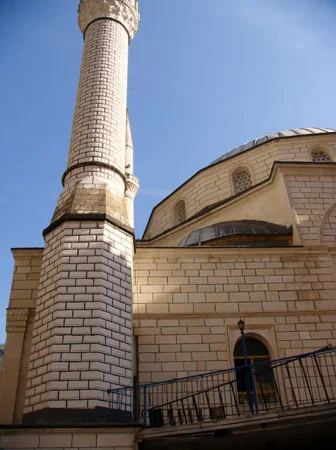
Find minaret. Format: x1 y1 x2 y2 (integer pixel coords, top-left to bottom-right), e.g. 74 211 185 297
125 111 138 227
23 0 139 424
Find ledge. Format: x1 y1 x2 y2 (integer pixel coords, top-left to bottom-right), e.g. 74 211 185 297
43 213 134 238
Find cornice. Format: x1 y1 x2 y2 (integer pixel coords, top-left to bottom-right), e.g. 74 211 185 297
11 248 44 259
78 0 139 40
274 161 336 175
134 245 331 260
6 308 29 334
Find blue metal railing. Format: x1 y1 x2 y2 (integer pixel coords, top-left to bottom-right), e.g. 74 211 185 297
108 346 336 428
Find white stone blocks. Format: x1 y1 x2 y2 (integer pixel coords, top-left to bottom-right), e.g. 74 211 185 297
66 19 129 183
24 221 134 413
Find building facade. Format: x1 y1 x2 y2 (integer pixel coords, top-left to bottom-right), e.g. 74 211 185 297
0 0 336 449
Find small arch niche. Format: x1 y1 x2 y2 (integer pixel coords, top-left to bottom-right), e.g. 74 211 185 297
233 167 252 194
234 336 276 405
174 200 186 225
311 149 332 162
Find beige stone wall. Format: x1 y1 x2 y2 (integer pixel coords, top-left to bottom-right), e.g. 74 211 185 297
144 135 336 239
141 167 298 247
142 163 336 249
8 249 42 310
133 247 336 383
321 203 336 246
282 165 336 246
1 241 336 421
0 428 139 449
0 249 42 425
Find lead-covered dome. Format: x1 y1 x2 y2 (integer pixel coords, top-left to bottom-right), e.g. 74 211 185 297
210 128 336 166
178 220 292 247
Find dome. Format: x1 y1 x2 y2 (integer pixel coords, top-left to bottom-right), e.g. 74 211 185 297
178 220 292 247
210 128 336 167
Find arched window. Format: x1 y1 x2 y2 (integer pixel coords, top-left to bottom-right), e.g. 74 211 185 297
233 168 252 194
174 200 186 225
234 336 276 405
311 149 331 162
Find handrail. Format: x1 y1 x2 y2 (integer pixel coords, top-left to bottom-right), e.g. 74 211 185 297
108 346 336 428
109 346 336 394
148 378 237 411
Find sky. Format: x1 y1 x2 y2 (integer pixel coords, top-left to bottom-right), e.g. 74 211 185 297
0 0 336 343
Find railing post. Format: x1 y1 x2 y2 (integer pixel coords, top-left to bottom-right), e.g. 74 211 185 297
240 329 255 414
313 353 330 403
285 362 299 408
250 363 259 414
143 385 147 428
299 358 314 405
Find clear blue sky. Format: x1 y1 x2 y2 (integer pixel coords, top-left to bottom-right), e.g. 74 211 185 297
0 0 335 343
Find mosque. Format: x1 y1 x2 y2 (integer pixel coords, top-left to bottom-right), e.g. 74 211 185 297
0 1 335 449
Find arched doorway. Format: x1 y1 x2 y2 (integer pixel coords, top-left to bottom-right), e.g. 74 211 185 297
234 336 276 406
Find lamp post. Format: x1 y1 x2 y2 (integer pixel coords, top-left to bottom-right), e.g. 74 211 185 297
237 319 258 414
237 319 248 367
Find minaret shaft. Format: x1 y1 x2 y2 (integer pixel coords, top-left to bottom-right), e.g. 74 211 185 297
53 18 130 226
66 19 128 186
23 0 139 425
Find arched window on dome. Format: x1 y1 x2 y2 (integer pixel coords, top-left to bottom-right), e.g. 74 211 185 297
311 149 332 162
174 200 186 225
233 167 252 194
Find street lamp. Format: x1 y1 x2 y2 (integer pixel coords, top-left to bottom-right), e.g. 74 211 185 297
237 319 258 413
237 318 245 331
237 319 248 367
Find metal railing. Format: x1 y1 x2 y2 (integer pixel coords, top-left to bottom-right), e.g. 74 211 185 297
108 346 336 428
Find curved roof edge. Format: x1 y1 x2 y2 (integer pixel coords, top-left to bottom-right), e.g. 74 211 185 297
210 128 336 166
178 220 292 247
142 127 336 239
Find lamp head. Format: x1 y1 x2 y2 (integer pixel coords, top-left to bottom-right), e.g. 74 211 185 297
237 319 245 332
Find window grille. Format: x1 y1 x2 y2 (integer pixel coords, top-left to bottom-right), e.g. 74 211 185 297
311 150 331 162
175 201 186 224
234 169 252 194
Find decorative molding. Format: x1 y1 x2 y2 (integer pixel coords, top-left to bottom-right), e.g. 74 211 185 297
226 324 279 369
22 407 135 426
125 173 139 199
11 248 44 259
6 308 29 334
134 245 331 259
62 161 126 187
78 0 139 39
43 213 134 238
319 201 336 246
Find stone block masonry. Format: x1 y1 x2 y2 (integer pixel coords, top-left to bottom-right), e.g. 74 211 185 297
284 167 336 245
0 249 42 424
66 18 129 179
53 15 132 226
0 427 140 450
24 221 133 414
22 0 140 423
144 137 336 239
133 247 336 383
